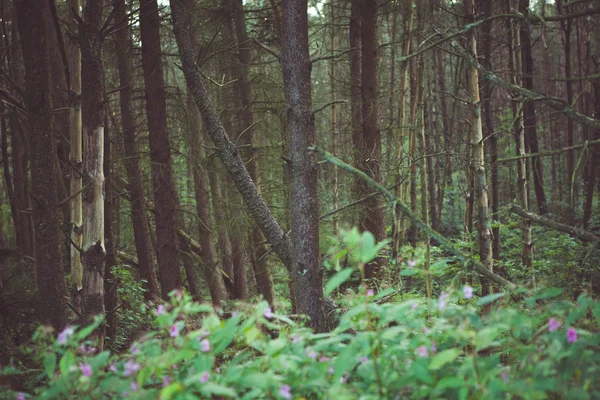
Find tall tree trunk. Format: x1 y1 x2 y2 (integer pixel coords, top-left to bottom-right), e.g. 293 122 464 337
139 0 182 299
480 0 500 260
15 0 68 330
113 0 160 300
506 0 533 277
103 106 117 342
519 0 548 215
281 0 324 331
359 0 386 279
68 0 84 308
231 0 273 304
80 0 106 345
466 0 493 305
113 0 159 300
349 0 363 222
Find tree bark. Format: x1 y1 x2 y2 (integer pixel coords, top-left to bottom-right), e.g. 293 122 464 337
281 0 323 330
519 0 548 215
113 0 160 300
80 0 106 345
230 0 272 303
466 0 493 304
139 0 182 299
359 0 386 279
68 0 84 309
15 0 68 330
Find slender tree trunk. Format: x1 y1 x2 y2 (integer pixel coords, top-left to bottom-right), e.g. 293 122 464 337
113 0 160 300
15 0 68 330
103 106 117 342
68 0 84 309
466 0 493 304
80 0 106 345
281 0 324 330
113 0 159 300
349 0 363 223
360 0 386 279
519 0 548 215
506 1 533 276
139 0 182 299
480 0 500 259
231 0 273 303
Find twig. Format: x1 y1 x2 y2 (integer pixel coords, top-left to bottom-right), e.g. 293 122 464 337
253 38 281 62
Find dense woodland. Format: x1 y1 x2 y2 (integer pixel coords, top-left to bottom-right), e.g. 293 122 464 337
0 0 600 398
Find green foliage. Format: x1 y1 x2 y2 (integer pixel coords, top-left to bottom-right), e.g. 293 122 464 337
2 233 599 399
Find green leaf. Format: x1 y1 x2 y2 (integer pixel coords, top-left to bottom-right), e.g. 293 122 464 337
374 288 396 300
429 349 461 370
475 327 499 351
43 352 56 378
324 268 353 296
435 376 465 390
59 350 76 376
413 361 434 385
477 292 505 306
159 382 184 400
400 268 418 276
201 382 236 397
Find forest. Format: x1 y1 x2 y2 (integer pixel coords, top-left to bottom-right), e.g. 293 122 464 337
0 0 599 398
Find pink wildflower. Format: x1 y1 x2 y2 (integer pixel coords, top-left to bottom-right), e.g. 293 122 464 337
417 346 428 358
548 318 561 332
463 285 473 299
567 327 578 343
170 324 180 337
79 363 92 378
200 371 210 383
200 339 210 352
264 307 273 319
57 326 74 345
279 384 292 399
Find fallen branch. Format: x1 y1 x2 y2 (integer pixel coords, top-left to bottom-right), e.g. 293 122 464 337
311 146 518 292
510 204 600 244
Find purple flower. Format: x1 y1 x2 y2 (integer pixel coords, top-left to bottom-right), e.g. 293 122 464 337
548 318 561 332
339 373 349 383
264 307 273 319
411 303 418 310
200 371 210 383
423 327 430 334
16 393 26 400
291 335 300 344
79 344 96 354
162 376 171 387
109 363 117 373
170 324 180 337
319 356 330 362
417 346 428 358
279 384 292 399
124 361 141 377
130 344 140 355
360 356 368 364
328 366 334 375
567 327 578 343
57 326 74 345
366 289 374 297
200 339 210 352
431 341 437 353
232 311 238 318
307 349 318 359
408 260 416 268
438 291 449 310
130 382 139 392
501 372 509 383
463 285 473 299
79 363 92 378
154 304 165 316
198 329 209 338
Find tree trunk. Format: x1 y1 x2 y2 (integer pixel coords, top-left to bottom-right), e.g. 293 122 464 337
466 0 493 305
231 0 273 304
103 106 117 342
349 0 363 224
519 0 548 215
113 0 160 300
281 0 324 331
139 0 182 299
359 0 386 279
15 0 68 330
80 0 106 345
68 0 84 309
480 0 500 260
